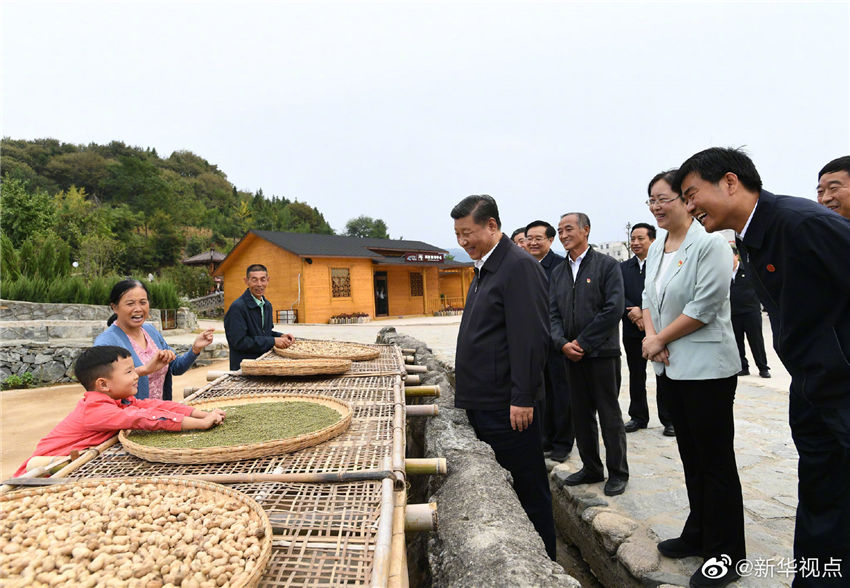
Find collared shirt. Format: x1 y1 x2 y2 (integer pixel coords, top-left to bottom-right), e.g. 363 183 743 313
637 257 646 273
251 294 265 327
473 241 499 271
568 245 590 278
737 200 759 239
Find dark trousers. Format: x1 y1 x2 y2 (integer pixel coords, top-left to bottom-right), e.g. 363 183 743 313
623 336 672 426
789 390 850 587
660 373 745 562
466 408 557 560
567 356 628 480
731 311 769 372
540 348 574 454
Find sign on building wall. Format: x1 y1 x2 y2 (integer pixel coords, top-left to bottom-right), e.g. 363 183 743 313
404 252 445 263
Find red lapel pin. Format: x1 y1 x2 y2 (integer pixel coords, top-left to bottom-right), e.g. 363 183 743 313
766 264 776 272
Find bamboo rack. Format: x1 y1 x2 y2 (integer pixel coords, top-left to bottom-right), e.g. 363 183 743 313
8 340 443 587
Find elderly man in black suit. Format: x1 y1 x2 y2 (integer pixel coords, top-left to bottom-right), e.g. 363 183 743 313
730 247 770 378
678 147 850 587
452 195 556 560
525 219 574 462
550 212 628 496
620 222 675 436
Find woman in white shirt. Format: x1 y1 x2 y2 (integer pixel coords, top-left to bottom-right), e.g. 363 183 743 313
641 170 744 588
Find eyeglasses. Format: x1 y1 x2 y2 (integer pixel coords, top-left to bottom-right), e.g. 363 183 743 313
645 196 680 208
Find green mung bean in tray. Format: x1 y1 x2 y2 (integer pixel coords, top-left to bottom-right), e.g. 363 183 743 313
127 401 343 449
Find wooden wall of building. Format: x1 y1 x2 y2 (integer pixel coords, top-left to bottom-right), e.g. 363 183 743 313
301 257 374 324
221 235 304 322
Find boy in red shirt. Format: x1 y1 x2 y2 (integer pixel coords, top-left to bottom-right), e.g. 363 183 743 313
15 345 225 476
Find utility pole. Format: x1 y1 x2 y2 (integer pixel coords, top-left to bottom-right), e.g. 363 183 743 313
625 222 633 259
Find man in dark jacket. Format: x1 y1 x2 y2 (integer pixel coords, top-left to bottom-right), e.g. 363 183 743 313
677 147 850 586
224 264 294 370
452 195 556 560
620 222 674 435
525 219 574 461
551 212 628 496
730 247 770 378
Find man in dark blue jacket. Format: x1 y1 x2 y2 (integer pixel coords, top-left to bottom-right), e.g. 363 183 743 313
620 222 674 436
224 264 294 370
526 219 574 462
452 195 556 560
730 247 770 378
677 147 850 587
550 212 628 497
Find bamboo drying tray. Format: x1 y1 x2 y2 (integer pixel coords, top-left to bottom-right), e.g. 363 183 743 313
1 477 273 588
240 358 352 376
119 394 352 464
273 340 380 361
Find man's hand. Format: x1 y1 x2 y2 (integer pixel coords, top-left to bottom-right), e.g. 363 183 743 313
635 317 645 332
274 334 295 348
626 306 642 323
561 340 585 362
510 405 534 432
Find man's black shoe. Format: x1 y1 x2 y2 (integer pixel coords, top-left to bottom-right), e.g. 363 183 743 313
663 424 676 437
624 419 647 433
548 450 569 463
759 369 771 378
737 368 750 376
657 537 702 559
604 477 627 496
543 450 553 458
689 561 740 587
563 469 604 486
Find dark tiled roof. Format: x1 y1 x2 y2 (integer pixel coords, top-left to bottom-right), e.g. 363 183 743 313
251 230 447 258
182 250 226 264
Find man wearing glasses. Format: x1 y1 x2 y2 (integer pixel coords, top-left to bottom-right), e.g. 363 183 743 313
525 220 574 463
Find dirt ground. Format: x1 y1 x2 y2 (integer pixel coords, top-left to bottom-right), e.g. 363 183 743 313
0 359 229 480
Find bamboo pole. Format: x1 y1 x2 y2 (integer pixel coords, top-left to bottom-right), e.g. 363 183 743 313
401 348 416 355
405 404 439 417
388 488 409 588
404 375 421 386
0 455 72 494
404 503 438 532
370 460 396 588
391 379 406 487
50 436 120 479
403 355 415 364
206 370 234 382
404 385 440 398
405 458 447 476
183 386 199 396
404 364 427 374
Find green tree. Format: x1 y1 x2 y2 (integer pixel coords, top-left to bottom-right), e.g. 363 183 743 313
345 215 390 239
0 234 20 281
149 211 184 267
0 177 56 246
79 234 125 277
54 186 111 252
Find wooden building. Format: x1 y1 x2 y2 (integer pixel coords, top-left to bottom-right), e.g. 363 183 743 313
215 231 474 324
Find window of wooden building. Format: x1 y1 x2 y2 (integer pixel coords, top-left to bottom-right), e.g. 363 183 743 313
331 268 351 298
409 271 424 297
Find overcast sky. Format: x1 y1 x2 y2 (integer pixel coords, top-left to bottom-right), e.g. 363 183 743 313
3 1 848 251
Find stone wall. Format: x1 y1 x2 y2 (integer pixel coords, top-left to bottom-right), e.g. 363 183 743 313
0 342 229 384
376 328 579 588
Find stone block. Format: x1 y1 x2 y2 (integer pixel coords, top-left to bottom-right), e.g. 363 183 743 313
617 538 661 577
33 353 52 364
591 512 638 554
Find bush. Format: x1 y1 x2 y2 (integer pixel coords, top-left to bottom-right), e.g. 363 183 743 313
145 279 180 309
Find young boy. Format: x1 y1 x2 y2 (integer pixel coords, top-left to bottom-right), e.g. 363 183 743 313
15 346 225 476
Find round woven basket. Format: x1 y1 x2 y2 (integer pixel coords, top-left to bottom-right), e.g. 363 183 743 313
120 394 352 464
1 477 272 588
273 340 380 361
240 357 351 376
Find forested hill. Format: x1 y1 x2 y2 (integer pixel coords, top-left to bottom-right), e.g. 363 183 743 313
0 138 333 267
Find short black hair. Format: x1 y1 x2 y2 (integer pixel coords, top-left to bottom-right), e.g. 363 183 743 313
525 220 555 239
450 195 501 228
818 156 850 179
75 346 132 391
630 222 657 240
648 169 679 197
672 147 762 195
510 228 526 240
245 264 268 277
